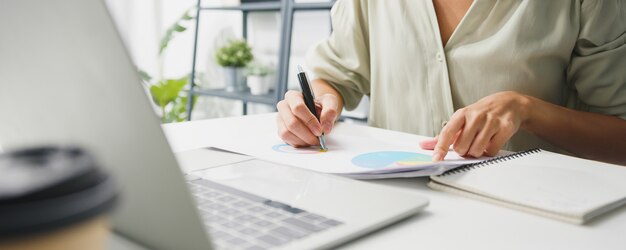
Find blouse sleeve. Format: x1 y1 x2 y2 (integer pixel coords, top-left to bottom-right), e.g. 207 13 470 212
567 0 626 119
305 0 371 110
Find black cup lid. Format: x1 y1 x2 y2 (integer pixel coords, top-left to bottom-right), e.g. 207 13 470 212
0 146 118 238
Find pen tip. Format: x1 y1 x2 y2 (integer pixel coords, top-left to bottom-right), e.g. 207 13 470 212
319 134 328 152
297 65 304 73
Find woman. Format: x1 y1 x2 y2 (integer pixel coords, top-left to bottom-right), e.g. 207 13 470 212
276 0 626 165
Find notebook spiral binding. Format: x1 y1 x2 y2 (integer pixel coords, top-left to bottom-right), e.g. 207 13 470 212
439 148 542 177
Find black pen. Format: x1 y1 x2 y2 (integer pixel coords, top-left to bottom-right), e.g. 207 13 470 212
296 65 328 151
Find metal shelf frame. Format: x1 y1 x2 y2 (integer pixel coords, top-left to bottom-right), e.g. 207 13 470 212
186 0 335 120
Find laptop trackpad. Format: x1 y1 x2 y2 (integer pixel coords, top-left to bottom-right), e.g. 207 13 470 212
189 159 428 222
189 159 342 214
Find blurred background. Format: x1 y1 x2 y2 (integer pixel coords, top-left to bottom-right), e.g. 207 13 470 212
105 0 368 123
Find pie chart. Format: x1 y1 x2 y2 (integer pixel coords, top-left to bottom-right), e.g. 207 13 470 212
351 151 432 169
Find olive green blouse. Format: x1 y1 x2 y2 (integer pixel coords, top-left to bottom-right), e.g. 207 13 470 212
306 0 626 151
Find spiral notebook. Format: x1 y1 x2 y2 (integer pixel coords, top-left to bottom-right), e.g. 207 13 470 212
429 149 626 224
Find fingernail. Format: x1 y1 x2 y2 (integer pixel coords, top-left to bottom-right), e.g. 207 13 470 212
419 138 437 150
433 152 443 162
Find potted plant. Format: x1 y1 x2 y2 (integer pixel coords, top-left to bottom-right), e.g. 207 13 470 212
245 61 273 95
139 8 196 123
215 39 254 92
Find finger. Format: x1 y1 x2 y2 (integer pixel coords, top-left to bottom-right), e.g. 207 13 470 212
285 91 322 136
315 102 323 117
318 95 339 134
277 101 320 145
453 113 486 157
467 121 499 158
485 130 514 156
276 114 308 147
433 111 466 161
421 131 461 150
419 136 438 150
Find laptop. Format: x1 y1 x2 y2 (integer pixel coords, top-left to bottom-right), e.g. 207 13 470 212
0 0 429 249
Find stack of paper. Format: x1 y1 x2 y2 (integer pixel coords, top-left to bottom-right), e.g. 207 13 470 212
202 114 492 179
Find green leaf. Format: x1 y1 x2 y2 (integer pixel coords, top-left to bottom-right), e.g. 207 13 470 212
182 12 194 20
173 24 186 32
215 39 254 67
176 93 197 121
138 70 152 82
159 7 195 55
149 77 188 108
159 29 174 54
149 85 166 108
164 108 179 123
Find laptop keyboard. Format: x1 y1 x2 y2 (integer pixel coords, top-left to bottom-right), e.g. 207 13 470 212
186 177 343 249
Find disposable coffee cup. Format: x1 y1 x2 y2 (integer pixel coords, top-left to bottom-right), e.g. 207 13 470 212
0 146 118 250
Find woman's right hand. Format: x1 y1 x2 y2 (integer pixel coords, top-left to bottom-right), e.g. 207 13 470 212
276 90 340 147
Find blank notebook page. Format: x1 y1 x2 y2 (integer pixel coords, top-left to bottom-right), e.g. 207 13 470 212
433 150 626 219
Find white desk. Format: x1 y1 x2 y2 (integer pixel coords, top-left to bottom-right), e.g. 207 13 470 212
157 113 626 250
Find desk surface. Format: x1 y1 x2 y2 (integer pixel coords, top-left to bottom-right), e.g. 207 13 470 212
157 113 626 250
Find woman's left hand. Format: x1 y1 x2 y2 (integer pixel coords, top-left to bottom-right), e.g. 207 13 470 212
419 91 532 161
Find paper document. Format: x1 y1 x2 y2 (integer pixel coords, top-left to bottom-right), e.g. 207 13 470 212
204 114 491 179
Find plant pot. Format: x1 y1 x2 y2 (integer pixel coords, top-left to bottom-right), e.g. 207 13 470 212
223 67 246 92
247 75 271 95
